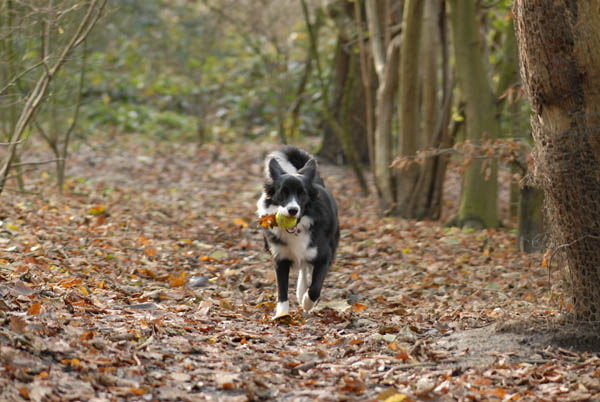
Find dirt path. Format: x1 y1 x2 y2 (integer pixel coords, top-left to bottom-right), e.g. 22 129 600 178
1 138 599 401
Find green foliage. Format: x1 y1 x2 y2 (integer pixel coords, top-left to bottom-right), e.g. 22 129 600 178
82 102 197 140
75 0 329 141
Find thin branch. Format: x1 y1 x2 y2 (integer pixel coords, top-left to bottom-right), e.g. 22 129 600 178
547 235 600 272
0 62 44 96
0 0 107 194
50 0 106 76
33 117 56 151
299 0 327 96
0 139 23 146
12 158 64 168
62 40 87 157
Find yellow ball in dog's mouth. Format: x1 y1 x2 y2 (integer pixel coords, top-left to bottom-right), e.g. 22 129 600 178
275 212 298 229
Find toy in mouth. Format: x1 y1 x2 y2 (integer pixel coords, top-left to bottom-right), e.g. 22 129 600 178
276 211 298 230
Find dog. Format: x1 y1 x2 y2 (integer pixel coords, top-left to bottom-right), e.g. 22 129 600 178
256 146 340 318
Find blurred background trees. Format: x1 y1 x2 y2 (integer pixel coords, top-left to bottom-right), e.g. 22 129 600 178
1 0 542 249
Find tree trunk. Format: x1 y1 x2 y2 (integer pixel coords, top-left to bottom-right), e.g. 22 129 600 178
319 1 371 165
395 0 424 216
399 0 451 220
448 0 499 229
300 0 369 195
514 0 600 321
366 0 401 213
518 185 546 253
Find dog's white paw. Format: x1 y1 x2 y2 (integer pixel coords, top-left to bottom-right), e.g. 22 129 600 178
273 301 289 319
301 292 317 313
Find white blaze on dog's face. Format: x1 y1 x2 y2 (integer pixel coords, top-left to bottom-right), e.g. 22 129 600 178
278 196 300 218
267 158 311 221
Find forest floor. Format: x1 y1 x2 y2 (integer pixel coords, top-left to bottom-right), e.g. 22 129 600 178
2 136 600 401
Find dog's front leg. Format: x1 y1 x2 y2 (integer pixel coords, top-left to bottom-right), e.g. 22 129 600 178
296 263 309 306
301 259 329 313
275 258 292 317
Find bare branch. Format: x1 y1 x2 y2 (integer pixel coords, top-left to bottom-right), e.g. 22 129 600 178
12 159 64 168
0 0 108 194
0 140 23 146
547 235 600 272
0 62 44 96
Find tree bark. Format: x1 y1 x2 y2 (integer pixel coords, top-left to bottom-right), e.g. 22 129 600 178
365 0 400 212
448 0 499 229
517 185 546 253
319 1 370 165
395 0 424 216
514 0 600 321
399 0 451 220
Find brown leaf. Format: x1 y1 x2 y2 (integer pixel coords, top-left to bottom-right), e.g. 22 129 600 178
542 248 551 267
168 272 186 287
258 214 276 228
353 302 367 313
27 301 41 315
10 316 27 334
130 387 147 396
14 281 34 296
89 205 106 216
19 387 30 400
80 331 95 341
233 218 248 228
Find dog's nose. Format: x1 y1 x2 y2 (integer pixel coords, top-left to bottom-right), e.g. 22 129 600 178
287 207 298 216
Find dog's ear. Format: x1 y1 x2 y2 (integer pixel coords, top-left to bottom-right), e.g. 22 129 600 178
299 158 317 182
268 158 285 181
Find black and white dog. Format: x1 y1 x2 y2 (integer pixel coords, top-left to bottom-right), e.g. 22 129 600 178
257 146 340 318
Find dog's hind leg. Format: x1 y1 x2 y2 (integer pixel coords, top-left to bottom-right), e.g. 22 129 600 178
275 258 292 318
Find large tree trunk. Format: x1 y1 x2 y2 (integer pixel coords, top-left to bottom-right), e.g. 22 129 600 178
319 1 371 165
514 0 600 321
448 0 499 229
399 0 451 220
395 0 424 216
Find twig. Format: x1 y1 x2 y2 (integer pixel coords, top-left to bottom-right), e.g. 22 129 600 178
12 158 64 168
379 362 438 380
1 188 41 195
0 0 107 194
0 139 23 146
547 234 600 271
0 62 44 96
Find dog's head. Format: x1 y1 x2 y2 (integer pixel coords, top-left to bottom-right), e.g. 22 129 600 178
265 158 318 220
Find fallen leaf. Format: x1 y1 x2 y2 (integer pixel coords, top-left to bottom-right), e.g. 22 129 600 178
233 218 248 228
384 394 407 402
168 272 186 287
130 387 147 396
259 214 276 228
19 387 29 400
353 302 367 313
542 248 551 267
10 316 27 334
28 301 41 315
80 331 95 341
89 205 106 216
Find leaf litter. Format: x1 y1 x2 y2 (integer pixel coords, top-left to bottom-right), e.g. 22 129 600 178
1 137 600 401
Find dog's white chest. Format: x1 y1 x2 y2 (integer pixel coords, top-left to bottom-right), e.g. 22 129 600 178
269 217 317 264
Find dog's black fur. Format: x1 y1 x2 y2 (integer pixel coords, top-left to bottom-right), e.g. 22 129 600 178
257 146 339 316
